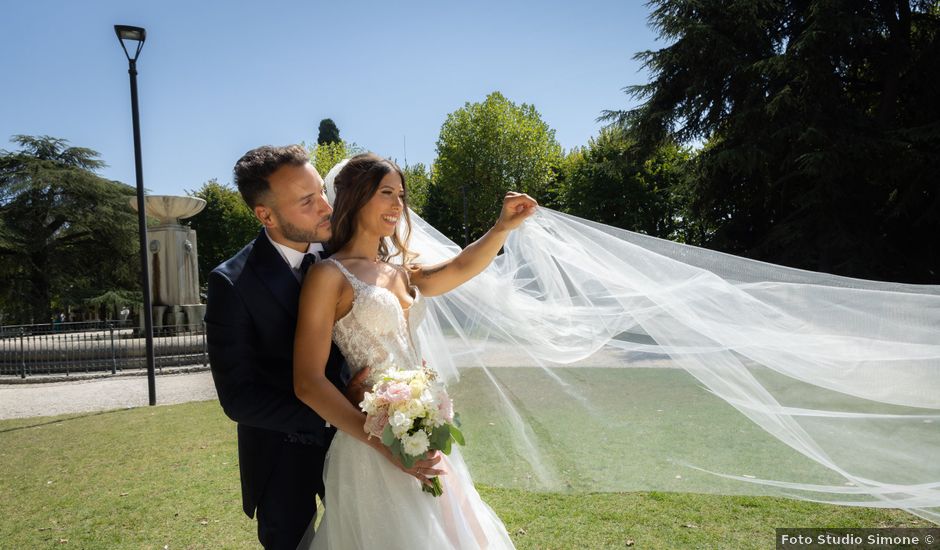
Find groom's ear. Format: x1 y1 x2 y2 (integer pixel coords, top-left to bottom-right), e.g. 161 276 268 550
254 204 276 229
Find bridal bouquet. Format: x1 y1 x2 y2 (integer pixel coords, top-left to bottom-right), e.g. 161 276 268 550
360 364 464 497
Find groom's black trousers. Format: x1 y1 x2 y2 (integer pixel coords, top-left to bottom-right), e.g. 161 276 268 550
255 439 327 550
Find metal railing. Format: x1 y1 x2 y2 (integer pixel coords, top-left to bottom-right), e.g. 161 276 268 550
0 320 207 378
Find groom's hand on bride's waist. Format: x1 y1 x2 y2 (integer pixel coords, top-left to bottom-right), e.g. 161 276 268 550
344 366 372 407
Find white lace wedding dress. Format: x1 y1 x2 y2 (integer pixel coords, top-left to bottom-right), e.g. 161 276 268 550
299 259 515 550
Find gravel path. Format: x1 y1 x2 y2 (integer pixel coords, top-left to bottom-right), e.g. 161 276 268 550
0 341 674 421
0 370 218 420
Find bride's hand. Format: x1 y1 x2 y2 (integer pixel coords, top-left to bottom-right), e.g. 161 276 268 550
494 191 538 232
408 452 446 488
366 438 446 487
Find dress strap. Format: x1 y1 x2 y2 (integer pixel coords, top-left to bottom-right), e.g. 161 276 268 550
323 258 368 294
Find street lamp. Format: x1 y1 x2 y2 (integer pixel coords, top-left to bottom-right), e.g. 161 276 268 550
115 24 156 406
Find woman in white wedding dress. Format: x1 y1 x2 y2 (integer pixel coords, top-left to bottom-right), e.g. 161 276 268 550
293 153 536 549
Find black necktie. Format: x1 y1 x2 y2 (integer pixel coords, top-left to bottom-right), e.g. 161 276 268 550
300 252 319 278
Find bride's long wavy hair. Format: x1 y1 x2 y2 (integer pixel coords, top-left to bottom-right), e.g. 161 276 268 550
326 153 417 264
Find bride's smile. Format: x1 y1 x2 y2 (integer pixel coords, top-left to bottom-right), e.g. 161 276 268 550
356 171 405 238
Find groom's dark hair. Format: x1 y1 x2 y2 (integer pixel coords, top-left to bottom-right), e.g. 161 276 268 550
234 144 309 208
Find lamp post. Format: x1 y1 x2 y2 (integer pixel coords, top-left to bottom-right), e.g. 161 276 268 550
115 24 156 406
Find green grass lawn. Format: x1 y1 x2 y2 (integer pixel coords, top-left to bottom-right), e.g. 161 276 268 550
450 366 882 493
0 381 923 549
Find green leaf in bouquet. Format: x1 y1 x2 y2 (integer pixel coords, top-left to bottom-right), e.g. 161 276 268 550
390 438 415 469
381 424 397 447
442 433 452 455
450 424 465 446
429 425 451 451
452 412 462 428
400 450 416 469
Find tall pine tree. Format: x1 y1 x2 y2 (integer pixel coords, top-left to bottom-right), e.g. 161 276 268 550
317 118 341 145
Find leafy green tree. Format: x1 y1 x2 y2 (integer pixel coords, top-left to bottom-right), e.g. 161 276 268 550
186 179 259 289
317 118 341 145
606 0 940 282
427 92 562 245
307 140 365 180
559 127 691 240
0 135 139 323
402 163 431 216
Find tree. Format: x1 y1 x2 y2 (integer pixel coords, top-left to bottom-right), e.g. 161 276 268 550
559 127 691 240
317 118 341 145
402 163 431 216
186 179 259 290
0 135 140 323
427 92 562 244
307 140 365 181
606 0 940 283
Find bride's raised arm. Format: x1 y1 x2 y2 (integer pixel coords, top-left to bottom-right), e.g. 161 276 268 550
410 191 538 297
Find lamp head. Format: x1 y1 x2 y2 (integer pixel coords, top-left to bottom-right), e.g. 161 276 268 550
114 25 146 62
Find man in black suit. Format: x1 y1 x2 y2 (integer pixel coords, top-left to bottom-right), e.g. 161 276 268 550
205 145 340 549
205 145 440 549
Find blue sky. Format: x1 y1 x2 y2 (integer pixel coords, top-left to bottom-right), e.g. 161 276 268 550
1 0 659 196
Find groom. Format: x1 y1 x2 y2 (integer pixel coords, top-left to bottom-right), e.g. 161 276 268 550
205 145 439 549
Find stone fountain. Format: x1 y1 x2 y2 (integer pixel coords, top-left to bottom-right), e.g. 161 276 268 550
130 195 207 330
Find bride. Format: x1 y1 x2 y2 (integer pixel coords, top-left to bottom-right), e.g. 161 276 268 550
292 153 534 549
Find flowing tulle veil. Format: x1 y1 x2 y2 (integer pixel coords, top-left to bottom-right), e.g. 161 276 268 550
324 160 940 523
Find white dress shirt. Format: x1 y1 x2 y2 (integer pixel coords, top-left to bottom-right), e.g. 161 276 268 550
265 229 325 282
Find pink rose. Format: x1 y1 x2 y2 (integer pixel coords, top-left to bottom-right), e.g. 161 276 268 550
377 382 412 405
364 409 389 438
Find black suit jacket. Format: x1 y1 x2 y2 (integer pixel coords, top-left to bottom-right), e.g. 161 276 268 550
205 229 347 517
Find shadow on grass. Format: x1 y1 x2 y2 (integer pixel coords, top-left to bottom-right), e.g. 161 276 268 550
0 408 132 434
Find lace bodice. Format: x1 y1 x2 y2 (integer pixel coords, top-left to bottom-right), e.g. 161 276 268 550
325 258 427 379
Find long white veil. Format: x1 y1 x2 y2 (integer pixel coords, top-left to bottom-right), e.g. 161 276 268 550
324 161 940 523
